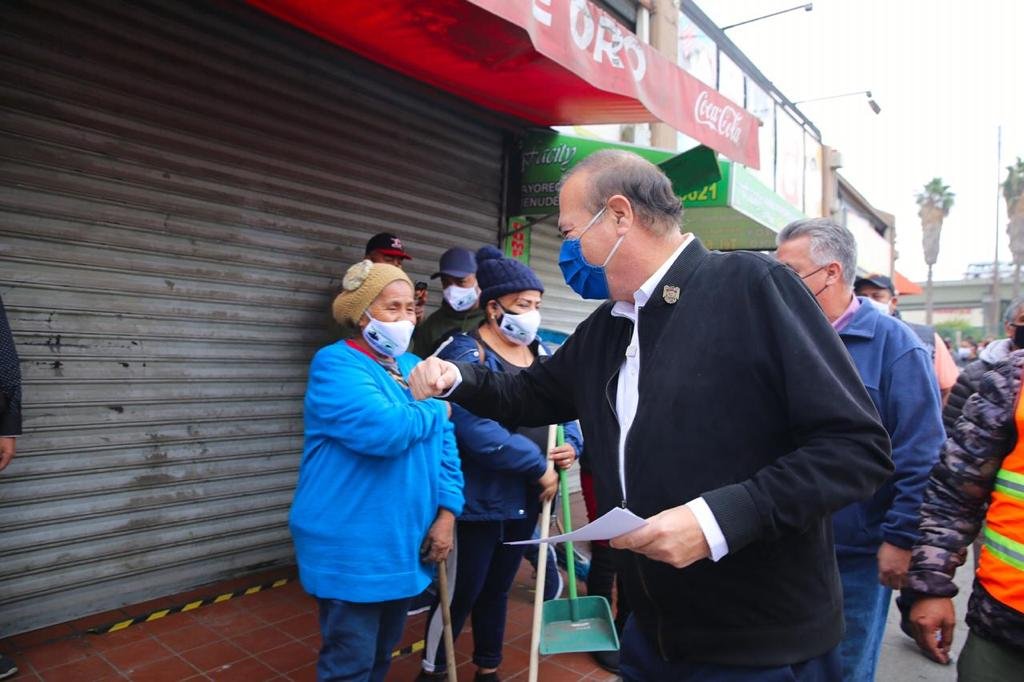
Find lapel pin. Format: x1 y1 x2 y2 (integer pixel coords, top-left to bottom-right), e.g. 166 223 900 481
662 285 680 304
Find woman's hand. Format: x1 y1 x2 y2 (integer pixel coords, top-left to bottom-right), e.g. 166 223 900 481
549 443 576 471
537 464 558 502
420 509 455 563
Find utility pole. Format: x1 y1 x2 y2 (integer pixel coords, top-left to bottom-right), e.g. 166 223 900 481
992 125 1003 336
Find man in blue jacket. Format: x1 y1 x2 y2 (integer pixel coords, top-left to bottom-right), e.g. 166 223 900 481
776 219 945 682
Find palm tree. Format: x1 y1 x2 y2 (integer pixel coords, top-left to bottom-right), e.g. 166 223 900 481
1003 158 1024 296
916 178 955 324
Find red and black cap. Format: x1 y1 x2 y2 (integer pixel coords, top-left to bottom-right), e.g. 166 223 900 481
364 232 412 260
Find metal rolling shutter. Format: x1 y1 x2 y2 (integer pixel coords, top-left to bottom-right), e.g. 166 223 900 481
530 216 603 337
0 0 505 636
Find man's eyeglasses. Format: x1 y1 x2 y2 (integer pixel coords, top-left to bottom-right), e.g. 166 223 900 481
559 206 607 241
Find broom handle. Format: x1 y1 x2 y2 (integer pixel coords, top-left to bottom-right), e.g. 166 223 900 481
437 558 458 682
556 426 579 621
528 425 557 682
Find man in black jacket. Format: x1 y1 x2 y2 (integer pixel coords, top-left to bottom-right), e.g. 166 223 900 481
0 293 20 472
409 150 892 681
0 293 22 680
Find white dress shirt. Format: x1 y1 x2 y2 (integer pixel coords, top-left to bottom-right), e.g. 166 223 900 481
608 236 729 562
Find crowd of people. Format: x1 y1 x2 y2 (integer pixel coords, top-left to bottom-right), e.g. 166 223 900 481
290 151 1024 681
4 151 1024 681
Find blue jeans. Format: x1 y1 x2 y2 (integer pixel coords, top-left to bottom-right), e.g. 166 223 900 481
316 596 411 682
619 616 841 681
837 553 891 682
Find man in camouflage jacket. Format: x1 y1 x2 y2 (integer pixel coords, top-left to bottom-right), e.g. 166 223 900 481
941 295 1024 434
905 350 1024 675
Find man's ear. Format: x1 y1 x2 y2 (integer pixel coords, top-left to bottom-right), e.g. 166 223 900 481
606 194 634 236
826 262 843 285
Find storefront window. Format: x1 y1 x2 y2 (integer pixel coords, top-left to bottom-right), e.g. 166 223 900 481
804 134 824 217
746 81 775 189
717 52 745 109
775 112 804 211
677 12 717 87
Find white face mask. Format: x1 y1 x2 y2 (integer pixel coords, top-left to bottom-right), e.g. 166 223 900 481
496 307 541 346
443 285 479 312
867 298 891 316
362 315 415 358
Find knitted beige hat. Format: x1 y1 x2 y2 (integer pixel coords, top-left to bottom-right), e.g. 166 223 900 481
332 260 413 326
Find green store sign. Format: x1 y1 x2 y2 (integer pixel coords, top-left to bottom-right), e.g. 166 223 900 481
514 130 804 251
517 132 676 214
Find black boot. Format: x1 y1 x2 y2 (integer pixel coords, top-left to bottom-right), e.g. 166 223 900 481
590 649 620 674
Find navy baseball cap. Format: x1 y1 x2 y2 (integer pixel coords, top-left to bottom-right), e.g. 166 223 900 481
854 274 895 295
365 232 411 260
431 247 477 279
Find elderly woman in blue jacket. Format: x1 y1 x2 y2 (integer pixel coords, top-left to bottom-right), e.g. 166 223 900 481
290 260 464 682
418 246 582 682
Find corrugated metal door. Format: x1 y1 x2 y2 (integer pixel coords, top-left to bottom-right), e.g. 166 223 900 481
0 0 507 636
530 217 603 337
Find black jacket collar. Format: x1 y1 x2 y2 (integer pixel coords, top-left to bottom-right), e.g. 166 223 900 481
642 237 711 311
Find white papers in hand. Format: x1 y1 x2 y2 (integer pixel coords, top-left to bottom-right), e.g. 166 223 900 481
505 507 647 545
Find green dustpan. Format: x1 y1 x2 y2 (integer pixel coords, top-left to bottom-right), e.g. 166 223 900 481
539 426 620 655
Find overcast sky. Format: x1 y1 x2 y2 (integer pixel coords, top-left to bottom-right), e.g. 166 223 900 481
698 0 1023 283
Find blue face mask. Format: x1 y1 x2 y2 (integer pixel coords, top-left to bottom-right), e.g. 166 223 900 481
558 207 626 300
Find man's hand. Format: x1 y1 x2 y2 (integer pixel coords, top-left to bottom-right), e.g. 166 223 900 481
910 597 956 664
409 357 460 400
0 437 15 472
549 443 576 471
537 464 558 502
420 509 456 564
610 505 710 569
877 542 911 589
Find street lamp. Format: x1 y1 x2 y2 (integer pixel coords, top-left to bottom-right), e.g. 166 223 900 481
793 90 882 115
720 3 813 31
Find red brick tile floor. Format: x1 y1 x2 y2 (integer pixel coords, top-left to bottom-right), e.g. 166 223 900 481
0 499 617 681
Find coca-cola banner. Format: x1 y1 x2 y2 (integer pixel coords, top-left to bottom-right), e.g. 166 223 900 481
468 0 760 169
248 0 759 168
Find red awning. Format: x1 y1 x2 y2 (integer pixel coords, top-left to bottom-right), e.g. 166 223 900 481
246 0 760 169
893 271 923 296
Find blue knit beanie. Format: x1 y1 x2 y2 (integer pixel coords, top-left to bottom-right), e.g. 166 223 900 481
476 245 544 306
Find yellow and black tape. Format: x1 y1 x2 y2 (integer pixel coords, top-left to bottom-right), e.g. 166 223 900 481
86 577 290 635
86 575 426 660
391 639 425 659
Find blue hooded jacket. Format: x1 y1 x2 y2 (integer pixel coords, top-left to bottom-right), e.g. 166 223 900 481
438 333 582 521
289 342 464 602
833 298 945 554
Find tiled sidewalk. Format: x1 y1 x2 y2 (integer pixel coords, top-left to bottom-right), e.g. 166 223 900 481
0 563 616 681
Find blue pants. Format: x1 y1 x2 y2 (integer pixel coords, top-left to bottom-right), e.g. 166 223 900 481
316 596 410 682
837 552 891 682
422 517 534 672
619 616 841 681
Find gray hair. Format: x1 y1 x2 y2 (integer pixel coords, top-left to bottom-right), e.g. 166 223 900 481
1005 296 1024 325
562 150 683 236
777 218 858 288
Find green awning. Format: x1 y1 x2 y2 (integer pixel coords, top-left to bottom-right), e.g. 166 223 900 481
681 162 805 251
514 130 802 251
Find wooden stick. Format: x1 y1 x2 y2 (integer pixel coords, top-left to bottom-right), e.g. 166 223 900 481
528 425 558 682
437 558 458 682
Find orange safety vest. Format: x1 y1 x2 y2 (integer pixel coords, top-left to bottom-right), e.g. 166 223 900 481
977 372 1024 613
